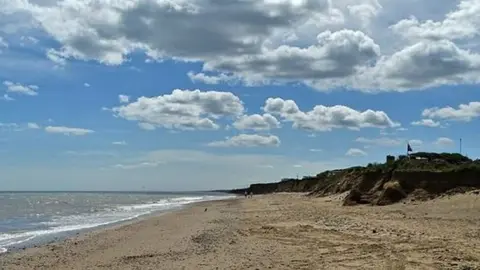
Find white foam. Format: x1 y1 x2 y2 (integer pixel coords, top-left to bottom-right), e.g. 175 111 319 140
0 194 235 251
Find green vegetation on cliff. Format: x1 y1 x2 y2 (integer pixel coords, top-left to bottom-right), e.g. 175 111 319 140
230 152 480 206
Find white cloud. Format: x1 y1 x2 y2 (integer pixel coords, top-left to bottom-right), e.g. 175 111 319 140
346 148 367 157
263 97 399 132
0 122 41 131
84 83 90 87
138 122 156 131
411 119 441 127
46 48 67 66
3 0 338 65
347 1 382 29
45 126 94 136
422 102 480 122
112 89 244 130
27 122 40 129
128 66 141 72
232 114 280 131
4 0 480 92
309 148 323 152
354 39 480 91
207 134 280 148
0 36 8 49
202 29 381 85
112 141 127 146
0 122 21 131
434 137 455 146
19 36 39 46
3 81 39 96
118 94 130 104
187 71 238 85
390 0 480 41
1 94 14 101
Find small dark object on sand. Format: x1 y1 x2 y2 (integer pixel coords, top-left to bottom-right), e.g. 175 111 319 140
204 208 208 212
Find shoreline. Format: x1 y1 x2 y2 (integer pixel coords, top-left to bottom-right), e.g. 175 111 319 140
1 193 479 269
0 195 238 255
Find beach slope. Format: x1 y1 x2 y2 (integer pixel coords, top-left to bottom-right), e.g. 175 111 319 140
1 193 479 269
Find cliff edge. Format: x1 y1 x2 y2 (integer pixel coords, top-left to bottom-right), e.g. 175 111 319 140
230 152 480 206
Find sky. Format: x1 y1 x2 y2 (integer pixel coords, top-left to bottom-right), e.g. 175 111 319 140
1 0 480 191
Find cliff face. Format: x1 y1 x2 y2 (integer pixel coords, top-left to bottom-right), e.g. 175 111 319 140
230 154 480 206
231 177 321 195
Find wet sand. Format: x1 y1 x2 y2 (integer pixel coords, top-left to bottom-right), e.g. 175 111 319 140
1 192 479 269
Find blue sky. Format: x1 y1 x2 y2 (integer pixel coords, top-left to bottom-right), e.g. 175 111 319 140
1 0 480 191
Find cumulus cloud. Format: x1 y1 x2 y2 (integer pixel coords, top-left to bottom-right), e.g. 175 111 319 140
263 97 398 131
345 148 367 157
27 122 40 129
6 0 334 65
391 0 480 41
207 134 280 148
46 48 67 66
347 1 382 29
5 0 480 92
357 40 480 91
187 71 238 85
118 94 130 103
411 118 441 127
84 83 90 87
112 89 244 130
3 81 39 96
434 137 455 146
201 29 381 84
45 126 94 136
233 114 280 131
422 102 480 122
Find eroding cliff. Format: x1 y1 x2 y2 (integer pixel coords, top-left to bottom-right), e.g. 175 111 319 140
230 153 480 206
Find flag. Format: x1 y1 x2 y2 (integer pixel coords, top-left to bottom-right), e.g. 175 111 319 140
407 143 413 152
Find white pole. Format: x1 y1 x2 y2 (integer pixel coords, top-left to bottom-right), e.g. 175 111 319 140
460 138 462 154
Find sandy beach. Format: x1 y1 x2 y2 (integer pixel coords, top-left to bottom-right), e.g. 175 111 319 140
1 193 480 270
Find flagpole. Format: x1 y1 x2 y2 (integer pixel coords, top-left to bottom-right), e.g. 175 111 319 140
460 138 462 154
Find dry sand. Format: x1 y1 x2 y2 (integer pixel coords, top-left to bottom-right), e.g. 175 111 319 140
1 192 480 270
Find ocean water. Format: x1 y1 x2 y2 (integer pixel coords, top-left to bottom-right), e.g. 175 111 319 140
0 191 234 253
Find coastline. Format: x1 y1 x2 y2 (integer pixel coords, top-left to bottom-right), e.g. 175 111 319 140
1 193 479 269
0 193 237 255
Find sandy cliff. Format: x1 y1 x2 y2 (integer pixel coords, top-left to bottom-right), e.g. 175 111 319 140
230 152 480 205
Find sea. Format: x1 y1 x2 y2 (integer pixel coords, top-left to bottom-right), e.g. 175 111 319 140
0 191 235 254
